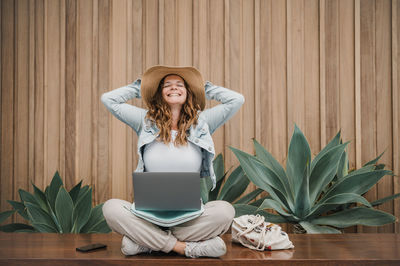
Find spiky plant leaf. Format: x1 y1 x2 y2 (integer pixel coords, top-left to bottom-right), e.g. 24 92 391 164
48 171 63 212
235 188 264 204
286 124 311 198
218 166 249 202
55 187 74 233
299 221 341 234
311 207 396 228
233 204 287 223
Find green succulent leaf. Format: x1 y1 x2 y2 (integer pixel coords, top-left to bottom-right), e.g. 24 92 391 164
250 196 271 206
18 189 39 206
233 204 287 223
311 131 341 171
7 200 29 220
32 183 50 213
72 187 92 233
0 210 15 224
213 154 225 182
308 193 372 218
200 177 210 203
235 188 264 204
363 151 385 166
337 149 349 180
321 170 391 201
229 146 292 211
299 221 341 234
25 202 58 232
257 198 293 217
0 223 35 232
294 163 311 218
311 207 396 228
209 172 226 201
309 143 348 203
253 139 292 198
69 180 82 204
286 124 311 198
218 166 249 202
370 192 400 207
32 222 58 233
87 219 111 233
48 171 64 212
55 187 74 233
80 204 106 233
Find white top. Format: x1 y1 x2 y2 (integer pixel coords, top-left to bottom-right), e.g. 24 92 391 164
143 130 202 172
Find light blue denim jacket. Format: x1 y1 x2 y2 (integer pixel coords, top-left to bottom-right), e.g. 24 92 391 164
101 79 244 190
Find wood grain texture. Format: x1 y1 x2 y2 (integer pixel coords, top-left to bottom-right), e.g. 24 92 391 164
1 0 14 224
360 0 378 233
1 233 400 265
0 0 399 233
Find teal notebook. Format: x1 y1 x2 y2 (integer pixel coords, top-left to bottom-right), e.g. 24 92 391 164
130 203 204 227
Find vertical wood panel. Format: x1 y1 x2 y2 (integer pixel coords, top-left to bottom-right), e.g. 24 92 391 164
339 0 357 233
210 0 225 157
376 0 393 233
270 0 287 170
287 0 305 138
28 0 35 194
45 0 61 185
163 0 176 65
225 0 241 173
14 0 30 223
339 0 356 170
125 0 134 203
393 0 400 234
65 0 77 189
110 0 128 199
1 0 14 221
59 0 66 182
177 0 192 65
360 0 377 233
92 0 99 204
34 0 45 189
97 0 110 203
304 0 320 154
77 0 93 186
325 0 340 144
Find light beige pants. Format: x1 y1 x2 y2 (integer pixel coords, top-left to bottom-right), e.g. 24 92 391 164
102 199 235 253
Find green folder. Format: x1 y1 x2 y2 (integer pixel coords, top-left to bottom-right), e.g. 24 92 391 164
130 203 205 227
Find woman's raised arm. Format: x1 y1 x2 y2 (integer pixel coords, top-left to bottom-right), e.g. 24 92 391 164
199 81 245 134
101 78 147 135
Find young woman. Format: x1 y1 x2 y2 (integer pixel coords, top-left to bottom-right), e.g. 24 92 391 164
101 65 245 258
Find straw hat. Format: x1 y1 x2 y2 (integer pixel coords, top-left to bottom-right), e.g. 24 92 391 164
141 65 206 110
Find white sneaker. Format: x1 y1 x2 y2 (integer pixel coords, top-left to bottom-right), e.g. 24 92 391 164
184 236 227 258
121 236 152 256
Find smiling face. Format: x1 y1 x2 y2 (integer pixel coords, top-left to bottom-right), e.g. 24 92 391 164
161 75 188 108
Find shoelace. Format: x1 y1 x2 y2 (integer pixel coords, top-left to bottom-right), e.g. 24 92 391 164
236 214 268 251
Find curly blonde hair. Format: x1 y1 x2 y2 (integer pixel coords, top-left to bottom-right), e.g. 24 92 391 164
145 75 202 146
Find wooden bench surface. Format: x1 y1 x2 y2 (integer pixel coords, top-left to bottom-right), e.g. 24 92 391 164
0 232 399 265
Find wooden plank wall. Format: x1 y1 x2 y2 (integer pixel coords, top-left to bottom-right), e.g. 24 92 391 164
0 0 399 233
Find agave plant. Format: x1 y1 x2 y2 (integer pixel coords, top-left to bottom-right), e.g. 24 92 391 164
229 124 399 233
200 154 268 208
0 171 111 233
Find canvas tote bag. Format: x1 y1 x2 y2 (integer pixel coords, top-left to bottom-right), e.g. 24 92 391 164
231 214 294 251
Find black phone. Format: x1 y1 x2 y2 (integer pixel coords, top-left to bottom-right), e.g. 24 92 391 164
76 243 107 252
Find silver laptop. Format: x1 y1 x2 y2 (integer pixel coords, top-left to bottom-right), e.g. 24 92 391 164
132 172 201 211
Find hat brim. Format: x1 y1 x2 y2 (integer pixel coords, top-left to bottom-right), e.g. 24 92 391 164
141 65 206 110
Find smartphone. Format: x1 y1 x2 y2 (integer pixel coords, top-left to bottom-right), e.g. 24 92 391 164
76 243 107 252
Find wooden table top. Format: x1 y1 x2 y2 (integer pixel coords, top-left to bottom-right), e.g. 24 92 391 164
0 232 399 265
